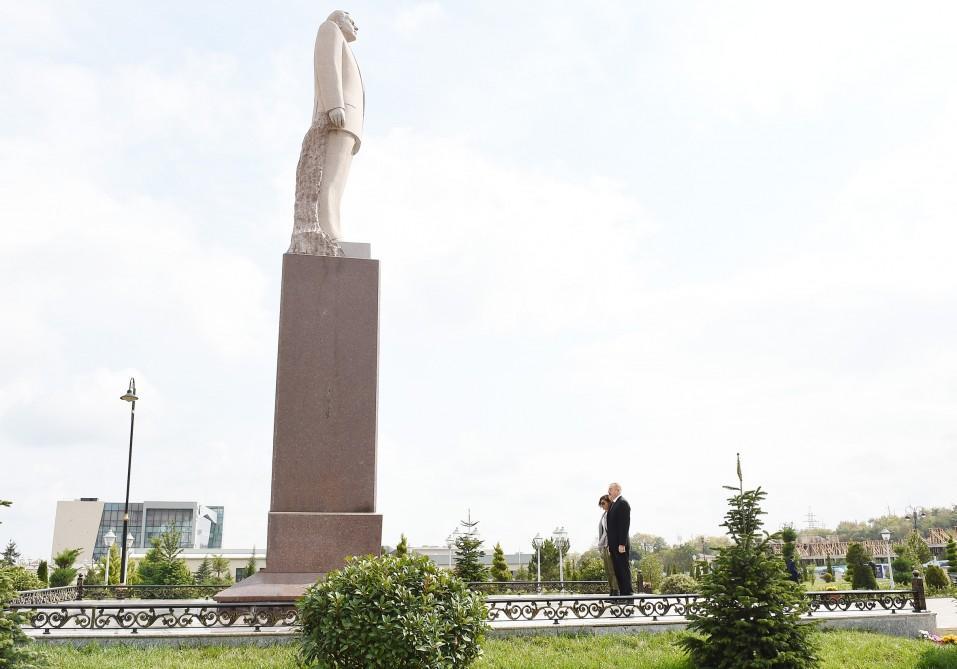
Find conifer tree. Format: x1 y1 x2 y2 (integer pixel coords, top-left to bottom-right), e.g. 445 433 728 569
845 543 877 590
679 458 819 669
1 540 19 567
244 547 258 580
194 557 212 584
395 534 408 557
825 555 834 579
945 537 957 575
453 534 488 583
490 543 511 582
36 560 48 586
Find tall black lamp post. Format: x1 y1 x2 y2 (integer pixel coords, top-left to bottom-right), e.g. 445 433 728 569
119 378 138 583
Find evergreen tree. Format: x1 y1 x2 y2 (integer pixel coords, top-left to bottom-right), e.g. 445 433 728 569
395 534 408 557
211 555 233 584
905 531 931 566
93 544 121 585
536 539 560 581
638 553 664 592
49 547 82 587
137 525 192 585
36 560 48 586
845 543 877 590
679 466 819 669
1 540 19 567
825 555 834 579
925 565 950 592
453 534 488 583
490 543 511 582
891 545 914 585
244 547 258 580
194 557 212 584
945 537 957 575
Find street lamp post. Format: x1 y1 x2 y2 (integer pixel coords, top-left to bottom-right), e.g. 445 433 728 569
881 528 895 588
904 506 926 532
446 532 457 569
119 378 138 584
102 529 116 586
532 533 543 591
553 526 569 592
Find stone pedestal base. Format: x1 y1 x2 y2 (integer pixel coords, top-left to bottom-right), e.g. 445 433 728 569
214 252 382 603
266 512 383 573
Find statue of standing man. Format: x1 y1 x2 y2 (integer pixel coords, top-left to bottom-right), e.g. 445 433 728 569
289 10 363 256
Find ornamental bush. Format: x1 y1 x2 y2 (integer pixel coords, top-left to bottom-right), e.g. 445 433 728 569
0 562 45 668
925 565 950 592
299 553 487 669
659 573 698 594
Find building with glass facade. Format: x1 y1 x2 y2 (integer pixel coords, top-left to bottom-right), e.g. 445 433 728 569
51 498 224 563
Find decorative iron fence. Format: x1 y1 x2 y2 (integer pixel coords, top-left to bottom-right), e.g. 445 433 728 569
10 583 224 606
12 602 299 634
484 588 923 625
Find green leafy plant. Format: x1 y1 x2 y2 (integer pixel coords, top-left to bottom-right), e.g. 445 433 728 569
48 548 82 587
845 543 877 590
0 499 45 668
394 534 408 557
244 547 258 580
35 561 47 586
299 553 487 668
659 573 698 594
679 461 819 669
892 546 914 585
905 531 932 566
638 553 664 592
925 564 950 592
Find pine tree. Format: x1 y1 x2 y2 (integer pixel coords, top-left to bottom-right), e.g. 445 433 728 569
137 525 192 585
36 560 48 585
1 540 19 566
490 543 511 582
892 545 914 585
845 543 877 590
825 555 834 579
945 537 957 575
679 467 819 669
395 534 408 557
453 534 488 583
244 547 258 580
210 555 233 585
194 557 213 584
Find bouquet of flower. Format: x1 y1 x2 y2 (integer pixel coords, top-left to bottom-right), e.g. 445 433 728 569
918 630 957 645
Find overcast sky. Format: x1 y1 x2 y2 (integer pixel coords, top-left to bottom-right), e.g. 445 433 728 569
3 1 957 562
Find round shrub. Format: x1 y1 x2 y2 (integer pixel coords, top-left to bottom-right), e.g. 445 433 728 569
658 573 699 595
925 565 950 592
299 553 487 668
0 566 43 592
821 571 834 583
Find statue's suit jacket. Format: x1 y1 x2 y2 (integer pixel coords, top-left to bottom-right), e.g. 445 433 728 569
313 20 364 154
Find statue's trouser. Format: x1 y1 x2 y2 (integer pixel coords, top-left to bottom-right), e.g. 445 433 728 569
290 122 356 254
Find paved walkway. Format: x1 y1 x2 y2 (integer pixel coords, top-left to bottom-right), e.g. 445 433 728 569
928 597 957 631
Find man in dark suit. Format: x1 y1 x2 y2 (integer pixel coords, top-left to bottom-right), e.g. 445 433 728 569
605 482 633 596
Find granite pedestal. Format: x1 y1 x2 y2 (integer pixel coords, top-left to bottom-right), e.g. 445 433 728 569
216 253 382 602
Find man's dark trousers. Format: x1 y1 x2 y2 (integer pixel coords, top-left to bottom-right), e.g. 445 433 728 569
607 496 634 596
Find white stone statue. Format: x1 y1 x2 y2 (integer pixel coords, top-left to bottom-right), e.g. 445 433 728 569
288 10 364 256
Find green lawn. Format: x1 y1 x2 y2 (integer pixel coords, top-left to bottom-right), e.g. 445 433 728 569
39 631 957 669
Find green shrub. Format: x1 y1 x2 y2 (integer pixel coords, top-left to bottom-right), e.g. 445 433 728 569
659 573 698 594
845 543 877 590
0 567 43 592
925 565 950 592
299 553 487 668
36 561 47 586
0 561 45 668
822 572 834 583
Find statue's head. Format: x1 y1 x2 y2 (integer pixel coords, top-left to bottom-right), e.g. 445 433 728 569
328 10 358 43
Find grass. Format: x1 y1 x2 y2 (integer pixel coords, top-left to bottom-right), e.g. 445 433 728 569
38 631 957 668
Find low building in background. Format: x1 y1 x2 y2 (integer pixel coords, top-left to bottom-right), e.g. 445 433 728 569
407 546 531 576
51 498 224 565
126 547 266 583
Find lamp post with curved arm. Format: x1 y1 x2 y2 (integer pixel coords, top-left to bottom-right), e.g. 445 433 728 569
119 378 138 584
